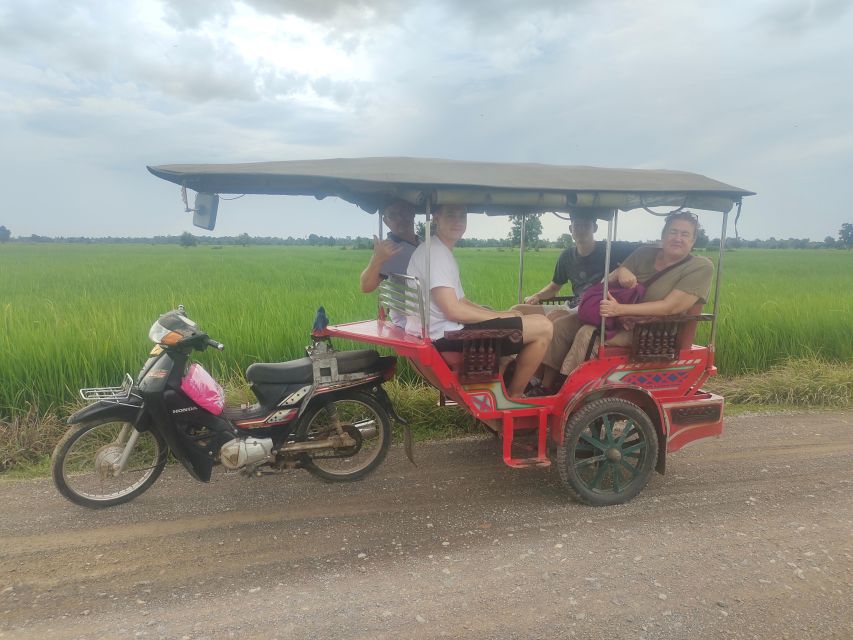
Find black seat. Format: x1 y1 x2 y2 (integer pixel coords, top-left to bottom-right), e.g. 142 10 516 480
245 349 381 384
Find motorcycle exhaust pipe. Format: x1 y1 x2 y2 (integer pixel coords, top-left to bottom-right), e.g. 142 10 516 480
353 418 377 439
278 420 375 455
280 433 357 453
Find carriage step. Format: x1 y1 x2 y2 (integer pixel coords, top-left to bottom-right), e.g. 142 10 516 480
505 456 551 469
502 409 550 469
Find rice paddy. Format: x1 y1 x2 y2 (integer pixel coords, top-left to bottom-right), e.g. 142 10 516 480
1 243 851 418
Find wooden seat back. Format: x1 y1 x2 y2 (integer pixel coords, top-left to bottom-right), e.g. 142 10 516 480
441 328 523 384
626 303 711 361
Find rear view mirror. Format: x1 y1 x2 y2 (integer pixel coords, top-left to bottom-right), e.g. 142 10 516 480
193 192 219 230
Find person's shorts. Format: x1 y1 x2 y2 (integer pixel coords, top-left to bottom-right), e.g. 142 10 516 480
433 317 524 355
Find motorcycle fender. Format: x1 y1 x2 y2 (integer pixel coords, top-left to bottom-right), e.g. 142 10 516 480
373 385 408 425
142 398 215 483
67 399 144 425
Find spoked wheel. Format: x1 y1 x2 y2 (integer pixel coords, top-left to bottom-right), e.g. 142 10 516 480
52 419 167 508
296 391 391 482
557 398 658 506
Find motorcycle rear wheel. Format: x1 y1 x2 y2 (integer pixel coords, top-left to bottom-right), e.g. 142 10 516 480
296 391 391 482
52 419 167 508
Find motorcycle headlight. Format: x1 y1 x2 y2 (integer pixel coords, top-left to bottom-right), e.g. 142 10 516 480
149 321 182 345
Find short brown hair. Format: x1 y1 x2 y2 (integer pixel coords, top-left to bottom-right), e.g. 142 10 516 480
662 210 700 237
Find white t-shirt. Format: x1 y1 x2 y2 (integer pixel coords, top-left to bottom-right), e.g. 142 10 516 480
405 240 464 340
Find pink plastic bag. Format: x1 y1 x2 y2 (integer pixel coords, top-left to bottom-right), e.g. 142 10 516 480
180 363 225 415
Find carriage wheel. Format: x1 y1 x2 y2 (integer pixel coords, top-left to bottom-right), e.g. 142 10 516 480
557 397 658 507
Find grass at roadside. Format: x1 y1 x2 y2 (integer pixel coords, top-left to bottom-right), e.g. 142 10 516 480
3 357 850 477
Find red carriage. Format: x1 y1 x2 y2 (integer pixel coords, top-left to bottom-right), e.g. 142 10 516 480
149 158 754 506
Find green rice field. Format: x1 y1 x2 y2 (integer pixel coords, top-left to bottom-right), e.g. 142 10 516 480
1 243 851 418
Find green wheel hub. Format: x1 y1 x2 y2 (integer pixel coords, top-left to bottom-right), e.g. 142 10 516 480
558 398 659 506
573 414 649 493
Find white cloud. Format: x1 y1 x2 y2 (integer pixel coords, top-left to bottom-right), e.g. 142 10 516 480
0 0 851 241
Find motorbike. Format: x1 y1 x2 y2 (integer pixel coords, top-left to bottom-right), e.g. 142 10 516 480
51 305 405 508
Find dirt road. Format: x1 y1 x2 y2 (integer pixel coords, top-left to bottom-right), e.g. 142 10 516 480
1 411 851 640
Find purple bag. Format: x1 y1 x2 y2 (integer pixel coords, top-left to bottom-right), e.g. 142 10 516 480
577 282 645 340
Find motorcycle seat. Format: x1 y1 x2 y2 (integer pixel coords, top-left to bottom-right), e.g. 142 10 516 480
246 349 381 384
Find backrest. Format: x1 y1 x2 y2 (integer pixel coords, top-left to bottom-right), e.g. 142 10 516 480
630 303 707 361
378 273 427 340
442 327 523 384
676 303 704 350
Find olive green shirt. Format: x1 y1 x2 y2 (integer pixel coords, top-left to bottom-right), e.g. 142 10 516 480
621 246 714 304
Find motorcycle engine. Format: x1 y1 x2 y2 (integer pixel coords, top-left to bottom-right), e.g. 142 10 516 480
220 437 274 470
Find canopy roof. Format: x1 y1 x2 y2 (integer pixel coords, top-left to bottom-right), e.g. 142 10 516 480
147 157 754 215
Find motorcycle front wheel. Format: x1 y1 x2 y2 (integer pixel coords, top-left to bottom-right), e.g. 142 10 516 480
296 390 392 482
52 419 168 508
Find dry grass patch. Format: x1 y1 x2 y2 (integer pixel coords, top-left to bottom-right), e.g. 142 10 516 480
0 406 66 473
708 356 852 408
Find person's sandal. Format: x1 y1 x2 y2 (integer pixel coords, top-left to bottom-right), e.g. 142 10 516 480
524 386 552 398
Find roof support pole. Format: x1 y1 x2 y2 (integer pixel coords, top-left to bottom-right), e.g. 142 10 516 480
517 213 527 304
598 214 614 358
423 200 431 341
709 203 735 353
378 207 384 241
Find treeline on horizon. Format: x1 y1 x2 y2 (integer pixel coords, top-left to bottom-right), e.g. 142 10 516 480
2 233 852 250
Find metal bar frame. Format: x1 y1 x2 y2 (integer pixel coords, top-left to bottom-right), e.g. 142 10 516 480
378 274 428 340
709 202 736 350
424 199 432 340
517 213 527 304
598 214 614 357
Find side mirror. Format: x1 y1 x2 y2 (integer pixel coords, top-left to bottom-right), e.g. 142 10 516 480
193 193 219 230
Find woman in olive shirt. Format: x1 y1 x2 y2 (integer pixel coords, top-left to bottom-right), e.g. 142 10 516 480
549 211 713 379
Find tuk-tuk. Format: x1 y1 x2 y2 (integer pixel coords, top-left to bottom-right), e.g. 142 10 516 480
148 157 754 506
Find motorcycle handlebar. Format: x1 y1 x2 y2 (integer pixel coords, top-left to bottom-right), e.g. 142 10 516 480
205 337 225 351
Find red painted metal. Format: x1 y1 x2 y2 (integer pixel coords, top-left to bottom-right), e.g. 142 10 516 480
322 319 723 470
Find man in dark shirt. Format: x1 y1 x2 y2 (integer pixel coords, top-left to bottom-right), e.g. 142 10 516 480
524 211 637 304
513 210 640 394
359 200 419 293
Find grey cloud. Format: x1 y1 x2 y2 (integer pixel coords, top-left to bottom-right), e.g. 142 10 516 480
0 1 262 103
132 34 261 103
161 0 235 30
0 1 76 51
758 0 852 35
157 0 414 35
160 0 589 36
238 0 413 27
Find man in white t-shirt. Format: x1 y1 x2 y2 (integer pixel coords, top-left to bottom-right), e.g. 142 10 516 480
406 204 553 398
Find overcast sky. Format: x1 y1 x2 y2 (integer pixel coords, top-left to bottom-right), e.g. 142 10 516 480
1 0 851 242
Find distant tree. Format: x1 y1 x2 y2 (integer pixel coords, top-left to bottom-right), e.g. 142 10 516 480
416 222 426 241
824 236 836 248
0 225 9 243
508 214 543 247
839 223 853 249
694 227 709 249
556 233 574 248
179 232 196 248
238 232 250 247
